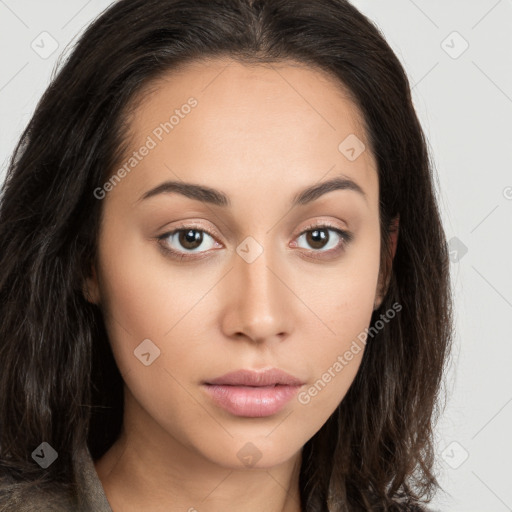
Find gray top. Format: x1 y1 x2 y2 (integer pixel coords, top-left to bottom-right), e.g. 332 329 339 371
0 445 113 512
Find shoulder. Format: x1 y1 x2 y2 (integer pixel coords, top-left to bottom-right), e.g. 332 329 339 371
0 475 77 512
0 445 112 512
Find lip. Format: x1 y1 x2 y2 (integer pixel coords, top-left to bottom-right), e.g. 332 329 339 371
202 368 304 417
205 368 304 387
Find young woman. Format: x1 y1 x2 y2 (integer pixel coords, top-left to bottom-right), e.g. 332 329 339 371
0 0 452 510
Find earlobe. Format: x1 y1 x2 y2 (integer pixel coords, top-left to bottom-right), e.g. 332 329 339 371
374 214 400 310
389 214 399 260
83 265 101 305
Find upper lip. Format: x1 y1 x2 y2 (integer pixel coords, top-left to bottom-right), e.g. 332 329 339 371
204 368 304 387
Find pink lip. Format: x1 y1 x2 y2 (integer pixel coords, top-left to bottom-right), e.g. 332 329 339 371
202 368 304 417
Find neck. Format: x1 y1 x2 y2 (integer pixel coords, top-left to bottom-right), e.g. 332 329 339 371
94 399 303 512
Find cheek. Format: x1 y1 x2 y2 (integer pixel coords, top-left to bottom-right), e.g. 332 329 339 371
93 220 169 375
94 218 222 396
291 298 371 432
96 214 184 335
292 240 380 412
308 233 380 337
93 231 206 438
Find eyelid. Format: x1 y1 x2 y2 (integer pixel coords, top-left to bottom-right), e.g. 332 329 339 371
296 220 349 238
158 220 221 241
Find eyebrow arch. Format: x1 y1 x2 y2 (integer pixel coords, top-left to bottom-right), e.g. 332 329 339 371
137 175 367 207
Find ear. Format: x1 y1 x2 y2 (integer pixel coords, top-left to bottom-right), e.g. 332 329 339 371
374 214 399 310
83 264 101 305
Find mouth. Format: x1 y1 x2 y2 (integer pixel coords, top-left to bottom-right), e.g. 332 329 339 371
202 368 304 417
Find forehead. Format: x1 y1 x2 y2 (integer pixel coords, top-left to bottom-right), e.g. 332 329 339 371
113 57 378 210
132 57 368 140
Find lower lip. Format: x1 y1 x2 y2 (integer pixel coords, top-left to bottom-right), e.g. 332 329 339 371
202 384 301 417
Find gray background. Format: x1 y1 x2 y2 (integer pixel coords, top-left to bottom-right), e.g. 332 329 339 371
1 1 511 511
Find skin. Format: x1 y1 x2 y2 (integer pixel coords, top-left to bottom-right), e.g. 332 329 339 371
86 57 398 512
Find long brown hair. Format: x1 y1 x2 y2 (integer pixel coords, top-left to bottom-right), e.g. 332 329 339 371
0 1 453 510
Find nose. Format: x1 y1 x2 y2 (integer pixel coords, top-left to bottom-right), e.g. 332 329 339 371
219 241 295 345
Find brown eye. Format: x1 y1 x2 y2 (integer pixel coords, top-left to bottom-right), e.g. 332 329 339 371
296 225 351 253
304 229 329 250
178 229 204 250
158 227 218 256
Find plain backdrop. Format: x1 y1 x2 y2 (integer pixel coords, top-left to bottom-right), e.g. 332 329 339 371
0 1 511 511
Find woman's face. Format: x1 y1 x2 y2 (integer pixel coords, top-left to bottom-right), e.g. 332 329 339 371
86 58 389 470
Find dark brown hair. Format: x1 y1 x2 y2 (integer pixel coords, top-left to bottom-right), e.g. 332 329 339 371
0 0 453 510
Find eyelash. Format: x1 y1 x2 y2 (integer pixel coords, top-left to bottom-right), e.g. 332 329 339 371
156 222 353 262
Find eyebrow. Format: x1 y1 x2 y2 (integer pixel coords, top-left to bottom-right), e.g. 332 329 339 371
137 175 367 207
